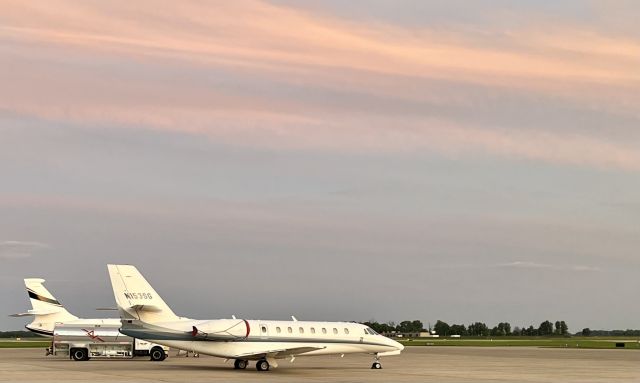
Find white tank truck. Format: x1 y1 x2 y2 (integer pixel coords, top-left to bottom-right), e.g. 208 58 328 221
51 322 169 361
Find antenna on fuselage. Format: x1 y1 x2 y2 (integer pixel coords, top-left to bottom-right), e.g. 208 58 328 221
291 315 298 321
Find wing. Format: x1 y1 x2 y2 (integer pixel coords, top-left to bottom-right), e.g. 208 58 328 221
232 346 325 360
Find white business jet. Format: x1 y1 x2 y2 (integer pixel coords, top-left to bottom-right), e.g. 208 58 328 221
107 264 403 371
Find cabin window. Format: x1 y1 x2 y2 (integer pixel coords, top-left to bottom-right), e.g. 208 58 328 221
288 327 293 333
261 326 267 333
310 327 316 334
299 327 304 334
276 327 281 334
322 328 327 334
344 328 349 335
333 328 338 335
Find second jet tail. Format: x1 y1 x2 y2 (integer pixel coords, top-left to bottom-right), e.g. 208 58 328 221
10 278 79 336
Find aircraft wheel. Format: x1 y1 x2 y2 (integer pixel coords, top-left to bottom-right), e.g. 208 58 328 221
150 347 166 361
371 362 382 369
234 359 248 369
256 359 270 371
71 348 88 361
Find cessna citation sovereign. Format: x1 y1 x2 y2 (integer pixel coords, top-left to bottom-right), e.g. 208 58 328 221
108 264 404 371
11 278 119 336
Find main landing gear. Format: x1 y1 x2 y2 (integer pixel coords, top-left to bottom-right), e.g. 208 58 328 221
233 358 269 371
255 359 270 371
233 359 248 369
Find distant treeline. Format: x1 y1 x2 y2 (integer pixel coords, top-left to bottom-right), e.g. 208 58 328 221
579 328 640 337
365 320 640 337
0 331 40 338
432 320 571 336
364 319 571 336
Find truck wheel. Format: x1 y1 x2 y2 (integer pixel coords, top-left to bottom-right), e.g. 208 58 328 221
71 348 88 361
150 346 166 361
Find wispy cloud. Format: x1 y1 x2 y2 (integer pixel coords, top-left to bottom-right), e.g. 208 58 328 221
1 0 639 169
432 261 601 273
496 261 601 272
0 240 50 260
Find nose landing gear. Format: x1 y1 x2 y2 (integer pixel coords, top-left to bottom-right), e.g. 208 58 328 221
371 354 382 369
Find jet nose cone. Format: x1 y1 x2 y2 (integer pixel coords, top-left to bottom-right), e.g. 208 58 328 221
385 336 404 351
377 336 404 356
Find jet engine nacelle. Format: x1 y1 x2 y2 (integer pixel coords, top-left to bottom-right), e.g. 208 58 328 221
191 319 250 340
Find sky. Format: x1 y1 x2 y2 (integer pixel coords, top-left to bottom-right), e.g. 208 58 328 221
1 0 639 332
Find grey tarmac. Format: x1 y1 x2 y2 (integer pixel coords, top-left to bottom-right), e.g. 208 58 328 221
0 346 638 383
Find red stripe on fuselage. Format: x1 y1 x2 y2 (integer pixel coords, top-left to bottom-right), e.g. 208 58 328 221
244 320 250 337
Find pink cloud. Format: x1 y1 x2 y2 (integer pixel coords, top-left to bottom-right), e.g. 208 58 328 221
1 0 639 170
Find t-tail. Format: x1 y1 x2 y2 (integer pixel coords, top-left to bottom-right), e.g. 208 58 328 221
107 264 179 324
10 278 79 336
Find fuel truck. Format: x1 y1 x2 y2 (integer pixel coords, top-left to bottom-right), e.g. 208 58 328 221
50 323 169 361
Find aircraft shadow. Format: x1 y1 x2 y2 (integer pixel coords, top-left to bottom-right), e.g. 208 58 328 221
164 364 369 373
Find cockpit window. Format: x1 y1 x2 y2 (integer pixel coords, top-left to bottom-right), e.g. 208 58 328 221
365 327 379 335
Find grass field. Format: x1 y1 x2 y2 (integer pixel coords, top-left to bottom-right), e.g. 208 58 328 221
399 336 640 349
1 337 638 350
0 339 50 348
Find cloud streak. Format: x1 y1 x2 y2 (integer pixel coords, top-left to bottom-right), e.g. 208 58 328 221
496 261 601 273
1 0 639 169
432 261 602 273
0 240 49 260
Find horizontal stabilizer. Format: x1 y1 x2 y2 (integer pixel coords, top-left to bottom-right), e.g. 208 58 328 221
9 309 61 317
128 304 163 312
9 313 34 317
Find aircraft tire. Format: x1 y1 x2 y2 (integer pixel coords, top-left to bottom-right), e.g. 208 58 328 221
371 362 382 369
256 359 270 371
234 359 248 369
